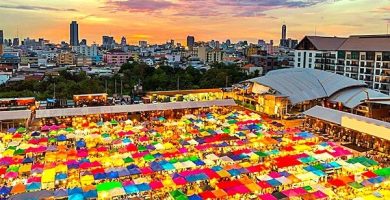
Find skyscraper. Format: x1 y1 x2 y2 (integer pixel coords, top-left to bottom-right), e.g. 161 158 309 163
70 21 79 46
0 30 3 45
13 38 19 46
102 36 115 49
280 24 287 47
121 36 127 46
187 36 195 48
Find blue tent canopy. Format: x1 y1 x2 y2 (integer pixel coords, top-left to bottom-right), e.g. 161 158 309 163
136 183 151 192
27 183 41 191
267 179 282 187
118 168 130 177
68 187 83 195
0 186 11 195
124 185 139 194
76 140 86 148
23 157 34 163
69 193 84 200
107 171 119 179
211 166 223 171
228 169 241 176
93 173 107 180
57 134 67 142
150 162 163 172
54 189 68 197
193 160 205 166
56 173 67 180
83 190 97 198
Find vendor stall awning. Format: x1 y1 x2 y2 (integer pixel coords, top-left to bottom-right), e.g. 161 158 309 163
0 110 31 121
304 106 390 141
36 99 237 118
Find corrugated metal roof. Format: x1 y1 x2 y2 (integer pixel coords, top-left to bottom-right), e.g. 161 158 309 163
304 106 390 140
0 110 31 121
338 35 390 51
36 99 236 118
306 36 347 51
248 68 366 105
329 88 389 108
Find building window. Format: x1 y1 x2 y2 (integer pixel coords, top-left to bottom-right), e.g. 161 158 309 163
360 68 364 73
309 53 312 57
298 52 301 56
377 55 382 61
309 64 312 68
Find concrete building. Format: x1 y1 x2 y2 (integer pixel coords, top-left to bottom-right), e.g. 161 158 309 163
103 49 131 66
58 52 75 66
195 46 208 63
187 36 195 49
72 44 98 57
241 68 389 117
207 49 223 63
295 35 390 94
139 41 148 48
70 21 79 46
121 36 127 46
20 56 38 68
102 36 115 50
76 56 92 67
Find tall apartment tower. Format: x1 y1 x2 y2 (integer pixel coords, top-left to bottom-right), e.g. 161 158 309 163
282 24 287 40
70 21 79 46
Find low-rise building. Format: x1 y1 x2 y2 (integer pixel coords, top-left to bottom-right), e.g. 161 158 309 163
57 52 75 66
103 49 132 66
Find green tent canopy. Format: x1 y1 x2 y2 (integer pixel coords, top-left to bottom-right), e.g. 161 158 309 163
143 154 155 162
374 167 390 178
97 181 122 192
123 157 134 163
16 127 26 133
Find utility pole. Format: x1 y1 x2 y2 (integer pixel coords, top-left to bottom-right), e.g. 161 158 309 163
53 83 56 99
105 79 108 94
225 76 229 88
114 79 117 94
120 79 123 95
177 76 180 90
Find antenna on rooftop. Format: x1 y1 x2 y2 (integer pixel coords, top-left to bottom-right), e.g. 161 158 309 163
387 23 389 35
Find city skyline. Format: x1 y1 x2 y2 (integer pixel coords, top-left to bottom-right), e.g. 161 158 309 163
0 0 389 44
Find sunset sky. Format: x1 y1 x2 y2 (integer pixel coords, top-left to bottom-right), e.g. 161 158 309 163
0 0 389 45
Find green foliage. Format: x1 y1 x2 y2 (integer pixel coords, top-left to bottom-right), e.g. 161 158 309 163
0 62 258 100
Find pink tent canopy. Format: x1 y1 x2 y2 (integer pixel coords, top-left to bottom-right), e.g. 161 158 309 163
259 193 277 200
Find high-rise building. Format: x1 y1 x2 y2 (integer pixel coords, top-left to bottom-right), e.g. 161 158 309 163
139 41 147 48
102 36 115 49
121 36 127 46
13 38 19 46
80 39 87 45
0 30 3 45
280 24 288 47
70 21 79 46
187 36 195 48
294 34 390 94
226 39 231 46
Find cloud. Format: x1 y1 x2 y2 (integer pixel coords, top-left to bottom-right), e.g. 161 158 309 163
103 0 336 17
0 5 77 12
105 0 175 12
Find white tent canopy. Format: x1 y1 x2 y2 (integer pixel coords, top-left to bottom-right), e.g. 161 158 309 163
36 99 236 118
304 106 390 141
0 110 31 121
